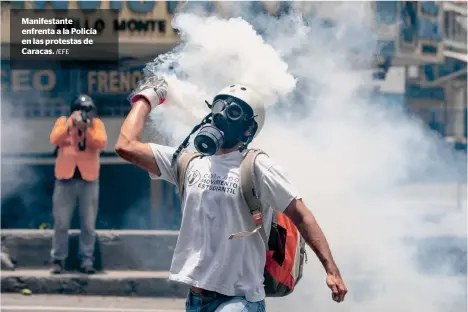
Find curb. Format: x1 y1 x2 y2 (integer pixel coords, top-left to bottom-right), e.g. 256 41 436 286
1 230 178 271
1 270 188 297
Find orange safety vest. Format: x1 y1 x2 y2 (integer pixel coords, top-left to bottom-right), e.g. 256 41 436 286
50 116 107 181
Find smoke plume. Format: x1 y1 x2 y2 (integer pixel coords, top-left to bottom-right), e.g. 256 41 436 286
143 2 467 312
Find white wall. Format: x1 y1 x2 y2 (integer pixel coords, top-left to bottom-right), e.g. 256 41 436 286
378 66 406 94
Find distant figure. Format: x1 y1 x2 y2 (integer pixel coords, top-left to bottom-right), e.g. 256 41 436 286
49 95 107 274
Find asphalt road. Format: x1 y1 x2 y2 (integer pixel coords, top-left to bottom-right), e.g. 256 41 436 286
0 294 290 312
0 294 291 312
0 294 186 312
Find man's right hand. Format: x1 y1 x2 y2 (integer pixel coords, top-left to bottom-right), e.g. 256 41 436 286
114 76 168 177
129 75 168 110
70 110 81 123
70 111 87 131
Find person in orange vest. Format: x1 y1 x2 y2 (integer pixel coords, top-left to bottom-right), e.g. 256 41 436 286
49 95 107 274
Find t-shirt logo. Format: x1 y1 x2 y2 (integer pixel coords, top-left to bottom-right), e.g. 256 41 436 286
196 173 239 195
187 170 201 186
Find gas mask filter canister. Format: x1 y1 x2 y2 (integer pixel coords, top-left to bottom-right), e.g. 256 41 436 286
194 125 225 156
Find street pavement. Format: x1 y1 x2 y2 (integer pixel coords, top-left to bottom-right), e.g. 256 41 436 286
0 294 289 312
1 294 186 312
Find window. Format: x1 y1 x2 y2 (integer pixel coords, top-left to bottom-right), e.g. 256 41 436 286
408 65 419 79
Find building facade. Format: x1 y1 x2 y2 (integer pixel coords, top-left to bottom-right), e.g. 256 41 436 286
1 1 466 229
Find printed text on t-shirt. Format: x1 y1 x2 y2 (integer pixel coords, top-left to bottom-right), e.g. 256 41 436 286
188 171 239 195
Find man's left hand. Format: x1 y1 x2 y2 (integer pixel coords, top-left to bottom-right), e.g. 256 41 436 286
326 271 348 303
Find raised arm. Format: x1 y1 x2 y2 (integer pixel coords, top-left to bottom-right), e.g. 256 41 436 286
50 116 73 146
86 118 108 150
115 76 168 176
115 100 161 176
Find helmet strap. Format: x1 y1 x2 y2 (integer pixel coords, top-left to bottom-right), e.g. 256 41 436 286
238 133 253 153
238 122 257 153
205 100 213 109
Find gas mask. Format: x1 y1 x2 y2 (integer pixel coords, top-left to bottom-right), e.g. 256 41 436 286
170 84 265 167
194 97 254 156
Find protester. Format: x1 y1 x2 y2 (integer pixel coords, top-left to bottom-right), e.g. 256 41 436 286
116 77 347 311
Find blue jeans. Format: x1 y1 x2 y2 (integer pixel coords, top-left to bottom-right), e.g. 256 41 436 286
186 290 266 312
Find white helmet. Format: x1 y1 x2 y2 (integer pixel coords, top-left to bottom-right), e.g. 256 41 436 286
213 84 265 138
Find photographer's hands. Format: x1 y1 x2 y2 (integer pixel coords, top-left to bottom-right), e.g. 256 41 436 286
70 111 90 131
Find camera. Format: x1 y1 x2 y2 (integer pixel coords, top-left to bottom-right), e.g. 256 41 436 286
71 95 96 151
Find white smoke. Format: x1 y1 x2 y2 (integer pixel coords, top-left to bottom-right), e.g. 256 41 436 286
0 100 41 199
143 12 296 144
143 2 467 312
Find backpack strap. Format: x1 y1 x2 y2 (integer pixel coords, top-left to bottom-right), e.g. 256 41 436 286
176 151 201 200
229 149 269 249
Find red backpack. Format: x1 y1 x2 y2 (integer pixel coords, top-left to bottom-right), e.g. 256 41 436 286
176 149 307 297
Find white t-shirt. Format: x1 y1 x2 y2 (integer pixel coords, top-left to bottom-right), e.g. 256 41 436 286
149 144 301 302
